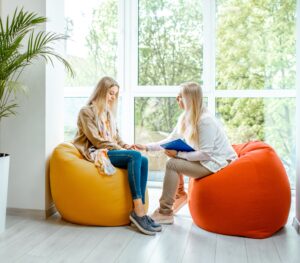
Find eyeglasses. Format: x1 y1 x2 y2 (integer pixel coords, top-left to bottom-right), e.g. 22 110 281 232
176 94 183 102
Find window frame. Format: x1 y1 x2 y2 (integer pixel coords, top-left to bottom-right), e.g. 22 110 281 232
64 0 298 187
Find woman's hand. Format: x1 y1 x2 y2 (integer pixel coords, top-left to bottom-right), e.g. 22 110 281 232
123 144 134 150
164 150 177 158
133 144 147 151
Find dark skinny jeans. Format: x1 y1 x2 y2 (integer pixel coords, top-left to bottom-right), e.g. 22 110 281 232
107 150 148 204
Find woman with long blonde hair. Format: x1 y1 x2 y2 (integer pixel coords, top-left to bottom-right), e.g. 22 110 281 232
135 82 237 224
73 76 161 235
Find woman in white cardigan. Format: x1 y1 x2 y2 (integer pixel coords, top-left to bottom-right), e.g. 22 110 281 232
135 82 237 224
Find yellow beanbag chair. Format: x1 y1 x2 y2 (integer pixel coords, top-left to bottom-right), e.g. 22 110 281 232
50 143 148 226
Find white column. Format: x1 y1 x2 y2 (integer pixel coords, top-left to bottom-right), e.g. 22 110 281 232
0 0 64 216
45 0 65 213
295 0 300 228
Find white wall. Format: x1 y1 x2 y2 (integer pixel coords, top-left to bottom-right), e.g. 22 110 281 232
0 0 64 213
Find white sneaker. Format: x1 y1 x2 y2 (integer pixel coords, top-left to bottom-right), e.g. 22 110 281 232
151 209 174 224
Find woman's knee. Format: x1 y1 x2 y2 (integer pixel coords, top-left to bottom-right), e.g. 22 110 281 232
166 158 179 170
125 150 142 160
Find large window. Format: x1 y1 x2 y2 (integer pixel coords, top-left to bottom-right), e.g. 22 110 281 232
215 0 296 187
64 0 297 187
64 0 119 141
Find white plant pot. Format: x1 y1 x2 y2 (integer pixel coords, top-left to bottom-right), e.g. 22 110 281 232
0 154 10 234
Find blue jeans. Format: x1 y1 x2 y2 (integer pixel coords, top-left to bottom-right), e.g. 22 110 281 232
107 150 148 204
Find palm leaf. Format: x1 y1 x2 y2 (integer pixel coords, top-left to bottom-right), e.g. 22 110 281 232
0 103 18 118
0 8 75 121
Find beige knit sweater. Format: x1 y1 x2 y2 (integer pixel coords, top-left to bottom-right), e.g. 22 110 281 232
73 104 127 162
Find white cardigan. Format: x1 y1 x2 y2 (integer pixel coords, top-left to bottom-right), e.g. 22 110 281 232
146 108 237 173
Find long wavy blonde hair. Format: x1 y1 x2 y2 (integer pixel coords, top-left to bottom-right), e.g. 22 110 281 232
87 76 119 137
178 82 203 149
87 76 119 115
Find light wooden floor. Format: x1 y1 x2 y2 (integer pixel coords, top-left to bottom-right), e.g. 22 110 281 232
0 189 300 263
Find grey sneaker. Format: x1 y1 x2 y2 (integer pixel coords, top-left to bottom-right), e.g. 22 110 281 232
146 215 162 232
129 212 156 235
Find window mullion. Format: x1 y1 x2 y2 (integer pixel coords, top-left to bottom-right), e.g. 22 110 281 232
215 89 297 98
120 0 138 144
203 0 216 116
117 0 125 88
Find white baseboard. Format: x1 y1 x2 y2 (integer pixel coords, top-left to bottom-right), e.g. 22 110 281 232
46 203 57 218
7 203 57 219
293 217 300 234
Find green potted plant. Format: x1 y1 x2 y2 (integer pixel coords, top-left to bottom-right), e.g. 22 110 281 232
0 8 74 233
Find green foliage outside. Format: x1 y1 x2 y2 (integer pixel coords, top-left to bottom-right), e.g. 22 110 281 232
65 0 118 86
216 0 296 90
138 0 203 85
135 97 181 136
65 0 296 184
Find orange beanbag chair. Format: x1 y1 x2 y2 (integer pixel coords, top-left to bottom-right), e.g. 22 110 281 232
188 141 291 238
50 143 148 226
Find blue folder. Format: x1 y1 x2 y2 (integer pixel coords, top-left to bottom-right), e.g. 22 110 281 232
160 139 195 152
